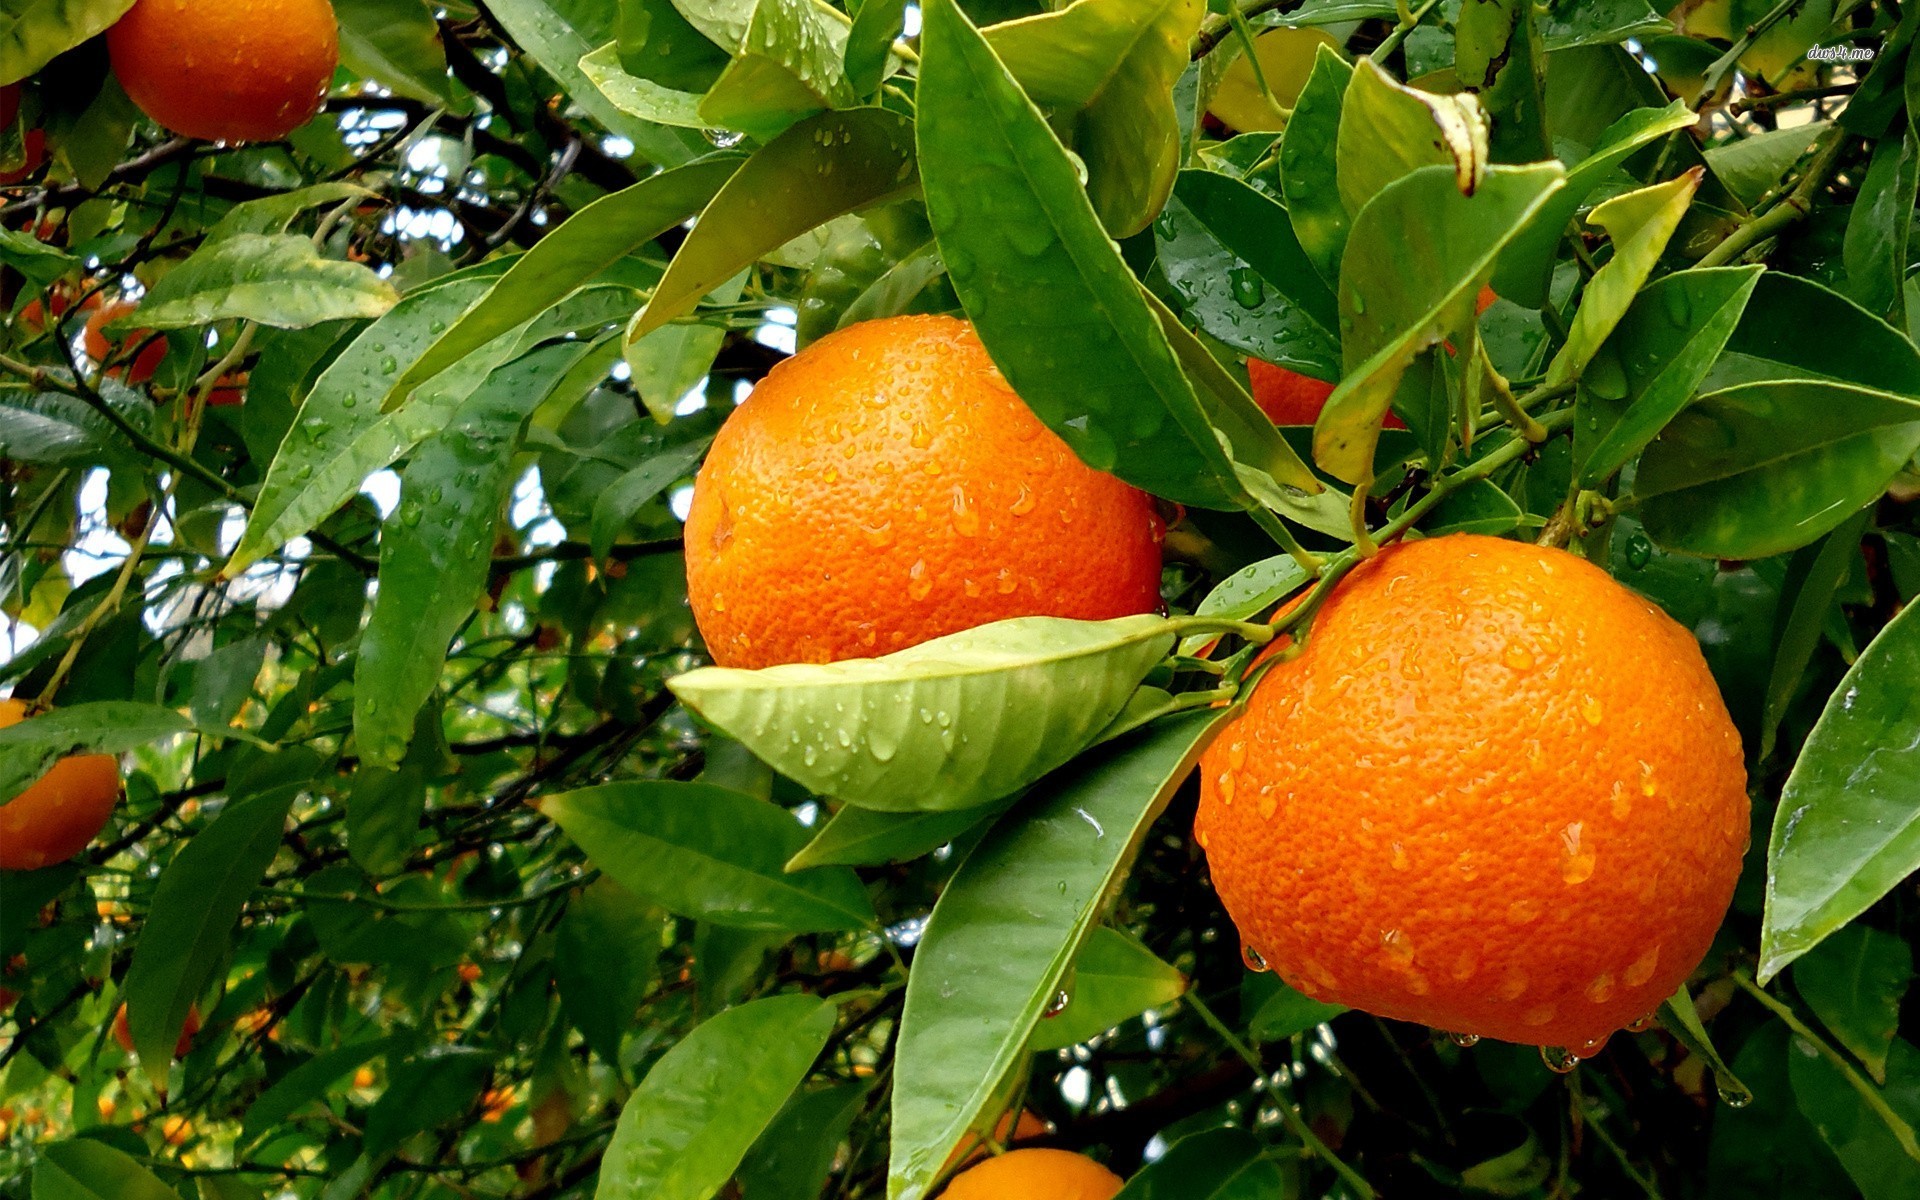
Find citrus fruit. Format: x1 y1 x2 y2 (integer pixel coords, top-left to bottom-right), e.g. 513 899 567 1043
0 699 123 871
84 301 169 384
106 0 339 144
1248 287 1497 428
113 1001 201 1058
1194 534 1747 1050
943 1148 1123 1200
684 315 1165 668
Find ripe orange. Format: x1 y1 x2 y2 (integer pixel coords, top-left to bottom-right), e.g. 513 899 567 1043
0 699 123 870
112 1001 201 1058
684 315 1165 668
83 301 169 384
943 1148 1123 1200
1249 288 1496 428
1195 534 1747 1050
106 0 339 144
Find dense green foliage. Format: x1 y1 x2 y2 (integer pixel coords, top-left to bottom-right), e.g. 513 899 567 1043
3 0 1920 1197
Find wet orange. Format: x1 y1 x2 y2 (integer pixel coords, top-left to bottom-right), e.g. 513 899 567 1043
0 699 123 870
107 0 339 143
1195 534 1747 1049
685 315 1164 668
943 1148 1123 1200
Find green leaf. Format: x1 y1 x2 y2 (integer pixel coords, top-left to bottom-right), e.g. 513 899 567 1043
240 1036 412 1144
354 343 595 767
1029 926 1187 1050
306 865 476 967
1634 381 1920 560
984 0 1203 236
485 0 702 165
133 234 397 330
1493 99 1697 308
0 0 135 83
388 158 739 408
555 878 661 1063
1659 986 1750 1105
542 780 877 932
621 0 731 90
228 267 513 573
671 614 1178 812
0 701 191 805
1455 0 1548 164
1762 507 1873 760
363 1047 495 1157
1705 121 1829 209
334 0 466 111
1195 554 1312 624
888 710 1225 1200
916 0 1246 509
1761 600 1920 980
1316 162 1565 484
0 392 142 469
1704 272 1920 396
1113 1127 1293 1200
581 41 709 127
633 109 917 339
1845 118 1920 324
1788 1036 1920 1198
1279 46 1353 283
1336 59 1488 219
697 0 858 140
1545 170 1701 388
785 799 1011 870
845 0 906 95
598 994 837 1200
1250 979 1347 1042
30 1139 178 1200
588 437 713 563
1573 266 1761 489
345 765 426 877
1154 168 1339 379
1539 0 1670 50
1795 925 1914 1085
1422 478 1524 536
121 784 296 1088
736 1082 872 1200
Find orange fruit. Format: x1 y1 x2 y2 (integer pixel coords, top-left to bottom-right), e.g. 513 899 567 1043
83 301 169 384
106 0 339 144
684 315 1165 668
1194 534 1747 1050
112 1001 201 1058
1249 288 1495 429
943 1148 1123 1200
0 699 123 870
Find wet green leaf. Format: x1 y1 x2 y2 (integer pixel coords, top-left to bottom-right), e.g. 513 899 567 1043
1155 168 1339 379
1706 122 1829 209
889 710 1224 1200
1788 1036 1920 1197
598 994 837 1200
785 799 1012 870
134 234 397 330
580 41 710 127
627 275 743 422
335 0 465 111
1546 170 1701 388
916 0 1249 508
1456 0 1548 164
985 0 1203 236
1030 926 1187 1050
1660 986 1750 1105
122 785 296 1087
1795 925 1914 1085
1336 59 1488 218
1762 601 1920 979
633 109 918 338
542 780 877 932
556 878 662 1063
0 701 191 804
1845 118 1920 324
1250 979 1347 1042
588 437 712 563
1113 1127 1292 1199
1539 0 1670 50
1316 162 1565 484
1280 46 1353 283
0 0 135 83
737 1082 872 1200
671 614 1179 812
1635 381 1920 560
698 0 858 139
1423 478 1524 536
355 343 595 768
388 158 739 408
1574 266 1761 489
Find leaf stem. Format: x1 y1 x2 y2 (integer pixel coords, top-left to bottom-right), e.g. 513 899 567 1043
1372 0 1447 64
1730 969 1920 1160
1696 122 1847 269
1187 990 1377 1198
1695 0 1808 109
1249 507 1326 575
